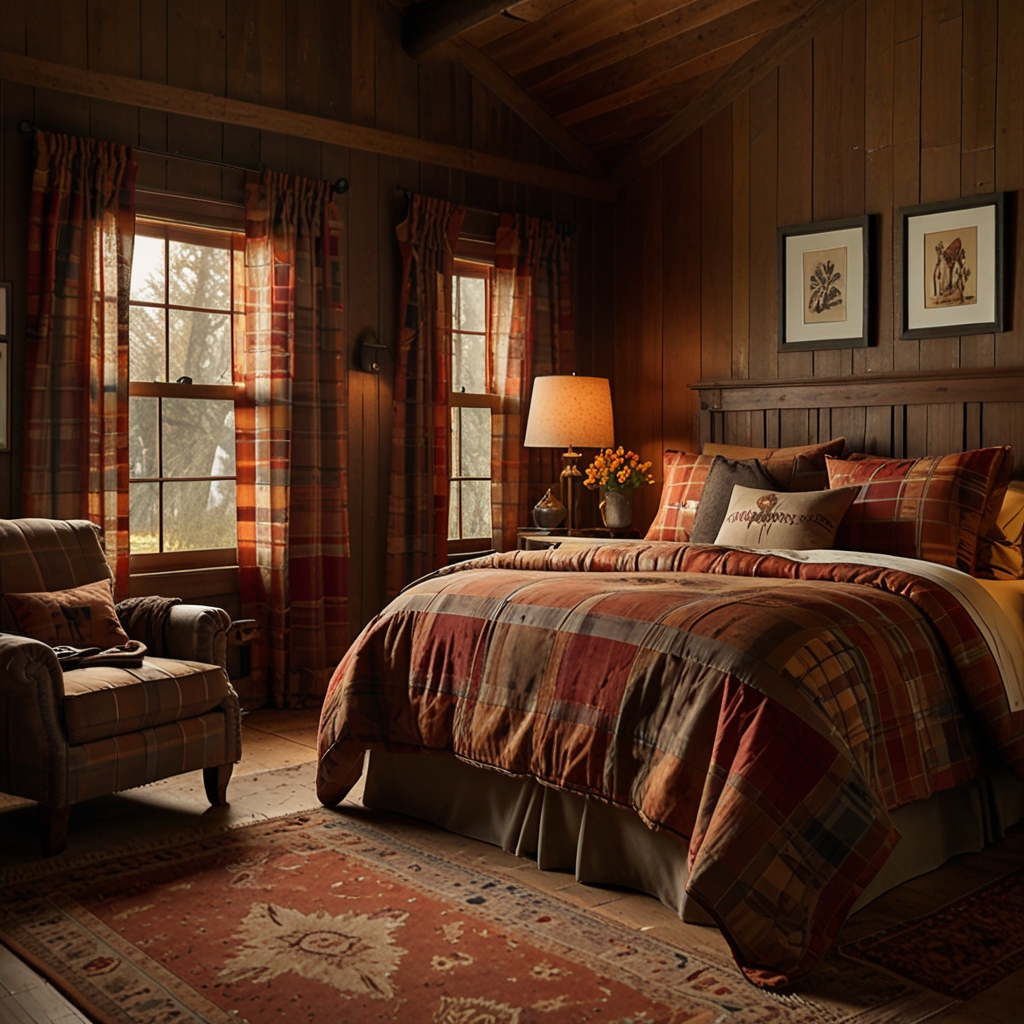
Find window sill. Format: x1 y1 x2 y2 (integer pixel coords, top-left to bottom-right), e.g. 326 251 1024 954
129 564 239 600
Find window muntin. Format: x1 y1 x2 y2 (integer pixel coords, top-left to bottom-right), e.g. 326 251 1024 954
449 260 498 551
128 219 242 566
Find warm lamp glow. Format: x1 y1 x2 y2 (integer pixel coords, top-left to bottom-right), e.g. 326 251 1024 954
523 375 614 450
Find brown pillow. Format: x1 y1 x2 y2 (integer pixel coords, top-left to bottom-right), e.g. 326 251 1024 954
5 579 129 649
714 484 859 551
976 482 1024 580
702 438 846 491
690 456 785 543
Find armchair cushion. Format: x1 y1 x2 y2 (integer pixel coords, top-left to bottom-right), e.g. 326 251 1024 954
6 579 129 648
62 657 232 745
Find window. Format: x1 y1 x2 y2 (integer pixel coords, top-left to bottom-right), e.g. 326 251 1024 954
449 259 499 553
128 219 243 571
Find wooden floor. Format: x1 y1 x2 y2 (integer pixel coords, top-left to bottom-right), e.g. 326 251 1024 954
1 707 1023 1023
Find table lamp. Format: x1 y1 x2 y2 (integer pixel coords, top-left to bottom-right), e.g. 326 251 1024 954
523 375 614 532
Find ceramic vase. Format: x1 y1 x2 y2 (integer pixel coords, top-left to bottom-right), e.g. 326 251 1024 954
533 488 567 529
600 489 633 529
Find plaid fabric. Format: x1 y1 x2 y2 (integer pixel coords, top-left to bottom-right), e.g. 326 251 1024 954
644 452 712 541
237 171 350 708
490 214 575 552
317 541 1024 988
65 700 240 805
23 132 135 600
703 438 846 490
828 447 1012 573
62 657 230 744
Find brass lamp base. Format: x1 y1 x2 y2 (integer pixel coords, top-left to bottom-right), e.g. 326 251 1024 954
560 448 583 532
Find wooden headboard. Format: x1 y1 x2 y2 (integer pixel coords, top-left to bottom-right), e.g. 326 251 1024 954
693 367 1024 475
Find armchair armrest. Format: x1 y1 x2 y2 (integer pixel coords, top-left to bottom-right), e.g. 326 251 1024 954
164 605 232 671
0 634 68 806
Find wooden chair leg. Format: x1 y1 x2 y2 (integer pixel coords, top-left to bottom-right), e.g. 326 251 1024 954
39 805 68 857
203 763 233 806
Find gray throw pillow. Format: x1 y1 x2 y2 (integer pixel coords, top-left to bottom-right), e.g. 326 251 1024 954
689 456 785 543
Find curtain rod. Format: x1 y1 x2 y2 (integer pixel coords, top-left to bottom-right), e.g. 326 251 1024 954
395 184 575 236
17 120 349 196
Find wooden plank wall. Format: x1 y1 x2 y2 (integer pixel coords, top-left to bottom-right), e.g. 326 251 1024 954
0 0 615 638
615 0 1024 532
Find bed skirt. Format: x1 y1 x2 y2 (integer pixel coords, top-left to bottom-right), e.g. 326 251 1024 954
363 751 1024 922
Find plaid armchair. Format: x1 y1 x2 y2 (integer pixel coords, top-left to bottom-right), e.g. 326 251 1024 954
0 519 241 854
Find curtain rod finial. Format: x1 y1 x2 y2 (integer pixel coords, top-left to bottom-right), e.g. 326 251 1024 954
331 177 349 196
18 120 33 135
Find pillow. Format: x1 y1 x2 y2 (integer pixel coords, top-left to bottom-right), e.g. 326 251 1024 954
5 579 130 649
644 452 713 542
826 447 1013 573
701 438 846 491
975 480 1024 580
690 456 785 543
714 484 859 550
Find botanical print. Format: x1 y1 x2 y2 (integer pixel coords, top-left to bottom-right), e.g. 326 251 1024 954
803 246 848 324
925 225 977 308
219 902 409 999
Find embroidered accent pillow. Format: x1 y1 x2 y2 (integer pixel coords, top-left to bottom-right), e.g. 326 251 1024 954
714 484 859 550
826 446 1013 573
976 481 1024 580
701 437 846 491
690 456 785 543
5 579 130 649
644 452 712 542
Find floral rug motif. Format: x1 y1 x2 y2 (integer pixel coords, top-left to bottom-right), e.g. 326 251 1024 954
841 867 1024 999
0 809 950 1024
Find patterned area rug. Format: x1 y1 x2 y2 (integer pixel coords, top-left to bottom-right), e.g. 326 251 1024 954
842 867 1024 999
0 808 950 1024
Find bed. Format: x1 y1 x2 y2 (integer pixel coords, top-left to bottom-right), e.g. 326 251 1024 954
317 527 1024 988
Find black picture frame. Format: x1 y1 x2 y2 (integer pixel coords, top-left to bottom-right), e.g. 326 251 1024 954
899 192 1004 340
777 216 871 352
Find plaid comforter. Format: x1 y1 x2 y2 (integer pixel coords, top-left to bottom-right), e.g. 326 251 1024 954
316 542 1024 988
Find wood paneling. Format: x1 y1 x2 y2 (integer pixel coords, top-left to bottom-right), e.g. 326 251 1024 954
616 0 1024 533
0 0 615 642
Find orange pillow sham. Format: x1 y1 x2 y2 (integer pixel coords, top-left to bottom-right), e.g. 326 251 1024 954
702 438 846 490
644 452 711 542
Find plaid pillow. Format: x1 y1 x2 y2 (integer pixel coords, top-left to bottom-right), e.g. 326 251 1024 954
827 447 1013 573
702 438 846 490
645 451 712 542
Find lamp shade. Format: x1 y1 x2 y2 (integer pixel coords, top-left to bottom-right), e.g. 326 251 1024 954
523 375 614 449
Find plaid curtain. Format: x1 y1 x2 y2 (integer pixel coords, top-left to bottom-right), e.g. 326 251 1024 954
237 170 348 709
23 132 136 597
385 194 465 598
490 213 575 552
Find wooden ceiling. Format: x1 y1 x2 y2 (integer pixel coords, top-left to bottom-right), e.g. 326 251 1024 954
400 0 849 184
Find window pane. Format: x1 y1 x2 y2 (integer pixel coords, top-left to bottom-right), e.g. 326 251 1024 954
169 309 232 384
130 305 165 382
169 239 231 310
448 481 461 541
452 332 487 393
460 480 490 540
130 234 165 303
130 482 159 553
450 408 462 477
459 406 490 477
129 397 158 479
164 480 237 551
162 399 235 479
454 275 486 333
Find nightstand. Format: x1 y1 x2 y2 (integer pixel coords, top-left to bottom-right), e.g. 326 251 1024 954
516 527 641 551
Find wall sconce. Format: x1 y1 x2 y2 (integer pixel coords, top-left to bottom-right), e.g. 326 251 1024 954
357 328 388 373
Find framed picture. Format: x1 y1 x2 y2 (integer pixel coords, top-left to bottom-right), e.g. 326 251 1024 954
777 216 870 351
0 283 9 452
899 193 1004 340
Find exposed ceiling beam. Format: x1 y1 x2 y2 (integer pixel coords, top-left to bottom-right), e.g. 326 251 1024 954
0 53 615 203
442 37 609 179
402 0 513 60
612 0 860 188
